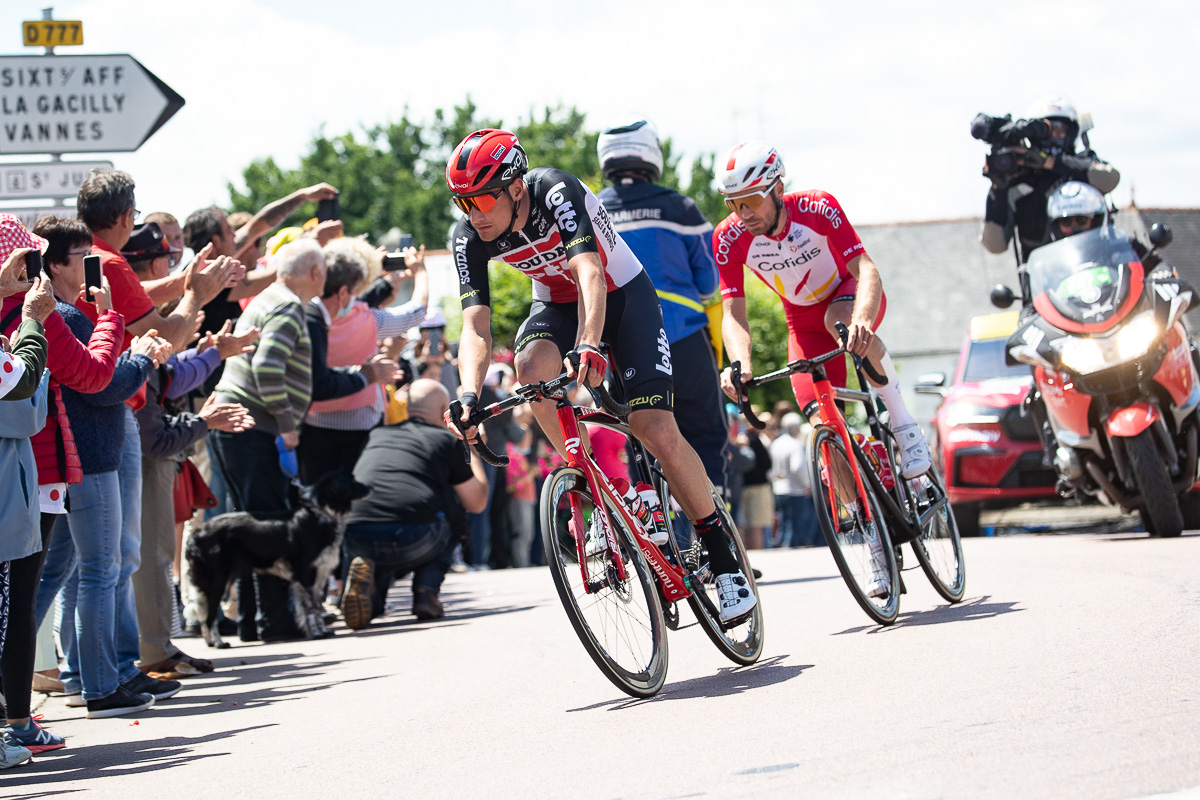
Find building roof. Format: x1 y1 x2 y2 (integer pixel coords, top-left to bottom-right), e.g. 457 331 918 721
858 206 1200 358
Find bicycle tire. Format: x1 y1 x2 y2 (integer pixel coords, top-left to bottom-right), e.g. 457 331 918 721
539 466 669 698
809 425 900 625
658 475 765 665
905 463 967 602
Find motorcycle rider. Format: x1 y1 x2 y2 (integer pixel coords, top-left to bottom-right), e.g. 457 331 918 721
980 96 1121 266
595 117 729 497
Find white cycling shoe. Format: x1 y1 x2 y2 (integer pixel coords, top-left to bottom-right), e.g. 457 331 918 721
716 571 757 623
894 423 932 479
584 516 609 557
866 526 890 599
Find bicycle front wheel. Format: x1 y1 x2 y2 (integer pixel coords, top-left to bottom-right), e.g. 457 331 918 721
906 464 966 602
659 476 765 665
809 425 901 625
540 466 668 698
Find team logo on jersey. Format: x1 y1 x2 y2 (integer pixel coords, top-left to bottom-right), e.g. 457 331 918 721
545 181 579 233
797 195 843 229
713 223 745 265
454 236 471 283
498 239 511 251
624 368 636 380
655 328 672 375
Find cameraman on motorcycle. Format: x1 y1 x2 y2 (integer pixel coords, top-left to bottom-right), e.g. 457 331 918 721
976 96 1120 267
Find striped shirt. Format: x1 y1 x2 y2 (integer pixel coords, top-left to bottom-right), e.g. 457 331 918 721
214 282 312 435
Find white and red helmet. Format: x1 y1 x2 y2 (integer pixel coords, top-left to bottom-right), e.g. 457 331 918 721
717 141 786 195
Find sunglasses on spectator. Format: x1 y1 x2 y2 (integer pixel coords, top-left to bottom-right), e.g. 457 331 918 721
453 187 508 214
724 186 775 215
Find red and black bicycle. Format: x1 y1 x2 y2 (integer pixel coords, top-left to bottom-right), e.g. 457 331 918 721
450 355 764 697
732 323 966 625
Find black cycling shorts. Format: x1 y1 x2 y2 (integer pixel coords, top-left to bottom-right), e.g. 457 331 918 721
513 270 674 411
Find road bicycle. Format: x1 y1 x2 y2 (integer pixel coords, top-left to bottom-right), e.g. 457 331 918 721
449 354 764 697
731 323 966 625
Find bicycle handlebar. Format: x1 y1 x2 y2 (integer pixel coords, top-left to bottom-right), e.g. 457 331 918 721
447 367 632 467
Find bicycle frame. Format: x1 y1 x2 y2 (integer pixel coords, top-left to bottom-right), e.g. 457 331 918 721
555 401 693 602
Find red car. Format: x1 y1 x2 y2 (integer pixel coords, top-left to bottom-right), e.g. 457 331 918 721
915 311 1057 536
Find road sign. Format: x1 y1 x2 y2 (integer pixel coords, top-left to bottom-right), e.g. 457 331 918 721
1 160 111 201
22 20 84 48
0 206 73 230
0 54 185 155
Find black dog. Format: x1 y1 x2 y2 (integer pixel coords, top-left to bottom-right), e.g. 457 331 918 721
186 471 371 648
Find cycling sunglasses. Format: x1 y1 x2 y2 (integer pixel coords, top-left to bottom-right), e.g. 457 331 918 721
724 186 774 215
453 187 508 214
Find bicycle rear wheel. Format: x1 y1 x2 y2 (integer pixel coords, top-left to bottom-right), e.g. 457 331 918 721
658 476 764 665
903 463 967 602
540 466 668 698
809 425 900 625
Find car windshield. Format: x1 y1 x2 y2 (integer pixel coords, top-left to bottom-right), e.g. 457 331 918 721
962 339 1030 383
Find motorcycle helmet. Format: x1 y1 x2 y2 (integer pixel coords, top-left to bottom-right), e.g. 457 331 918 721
1025 95 1079 149
598 118 663 182
717 141 785 196
445 129 528 199
1046 181 1106 240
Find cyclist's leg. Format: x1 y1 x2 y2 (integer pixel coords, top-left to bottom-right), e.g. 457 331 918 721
513 302 578 457
823 291 932 477
667 329 729 496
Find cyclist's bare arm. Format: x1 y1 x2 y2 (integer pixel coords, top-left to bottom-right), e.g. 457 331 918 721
455 304 493 436
720 295 753 399
842 254 883 357
567 251 607 387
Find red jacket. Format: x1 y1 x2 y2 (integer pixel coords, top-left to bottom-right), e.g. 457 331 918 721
1 297 124 485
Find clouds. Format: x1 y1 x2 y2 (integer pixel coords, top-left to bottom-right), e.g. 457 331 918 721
7 0 1196 227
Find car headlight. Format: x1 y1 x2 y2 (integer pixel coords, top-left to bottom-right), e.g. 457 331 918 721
1117 312 1159 360
1059 338 1107 374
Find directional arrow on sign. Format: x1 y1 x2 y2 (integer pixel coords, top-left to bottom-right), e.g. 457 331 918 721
0 54 185 155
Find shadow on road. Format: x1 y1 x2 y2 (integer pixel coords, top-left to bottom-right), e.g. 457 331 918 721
565 655 811 712
832 595 1023 636
0 725 274 790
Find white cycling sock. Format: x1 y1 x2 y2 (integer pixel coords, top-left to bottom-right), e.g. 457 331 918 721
871 353 916 430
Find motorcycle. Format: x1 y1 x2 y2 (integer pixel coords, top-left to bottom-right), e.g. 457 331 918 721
991 222 1200 537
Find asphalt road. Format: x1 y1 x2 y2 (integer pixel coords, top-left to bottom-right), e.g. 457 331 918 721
7 530 1200 800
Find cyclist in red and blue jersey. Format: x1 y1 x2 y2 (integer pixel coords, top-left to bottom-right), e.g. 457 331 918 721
714 141 932 480
446 129 755 622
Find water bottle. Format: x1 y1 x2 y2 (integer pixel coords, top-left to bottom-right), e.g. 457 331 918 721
852 434 895 491
636 482 669 543
611 477 648 526
276 435 299 480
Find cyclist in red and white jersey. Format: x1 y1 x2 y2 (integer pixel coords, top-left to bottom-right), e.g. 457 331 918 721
715 141 932 479
447 129 755 622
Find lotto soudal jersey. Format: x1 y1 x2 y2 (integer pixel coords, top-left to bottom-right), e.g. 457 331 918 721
714 191 865 307
454 168 644 308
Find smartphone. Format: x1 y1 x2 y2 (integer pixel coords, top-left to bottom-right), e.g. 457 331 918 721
397 233 413 251
427 328 443 351
316 194 340 223
382 253 407 272
83 254 102 302
24 250 42 281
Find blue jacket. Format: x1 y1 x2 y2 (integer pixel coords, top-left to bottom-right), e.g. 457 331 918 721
598 181 717 344
0 370 49 562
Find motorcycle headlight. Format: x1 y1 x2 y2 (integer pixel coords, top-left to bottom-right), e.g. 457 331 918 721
1059 338 1107 374
1117 312 1159 360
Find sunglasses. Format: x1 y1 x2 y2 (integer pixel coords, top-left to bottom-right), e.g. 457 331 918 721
724 186 775 215
1056 215 1093 232
453 187 508 214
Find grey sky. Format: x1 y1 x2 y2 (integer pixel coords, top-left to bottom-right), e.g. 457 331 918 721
4 0 1197 231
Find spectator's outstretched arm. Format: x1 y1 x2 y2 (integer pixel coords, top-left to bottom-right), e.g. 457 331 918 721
453 450 490 514
233 182 338 262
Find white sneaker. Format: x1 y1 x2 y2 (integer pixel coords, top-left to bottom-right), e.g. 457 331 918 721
866 529 890 599
894 423 932 479
716 571 758 623
64 692 86 708
0 735 32 769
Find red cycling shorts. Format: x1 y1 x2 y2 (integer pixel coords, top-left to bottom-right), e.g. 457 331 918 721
783 278 887 412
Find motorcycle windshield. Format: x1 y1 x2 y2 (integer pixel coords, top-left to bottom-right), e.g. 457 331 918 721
1026 226 1143 330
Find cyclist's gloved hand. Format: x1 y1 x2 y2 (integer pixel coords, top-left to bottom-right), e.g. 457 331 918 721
566 345 606 388
446 390 479 443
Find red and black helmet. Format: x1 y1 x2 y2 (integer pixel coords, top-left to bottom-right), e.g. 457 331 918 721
446 129 528 196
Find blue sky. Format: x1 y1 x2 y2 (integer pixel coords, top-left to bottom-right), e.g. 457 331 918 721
2 0 1197 239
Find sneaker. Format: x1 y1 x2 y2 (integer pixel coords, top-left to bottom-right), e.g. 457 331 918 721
122 671 182 701
85 686 155 720
342 556 375 631
412 588 445 620
0 735 32 769
63 692 86 708
715 570 758 624
5 716 65 753
894 423 932 479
